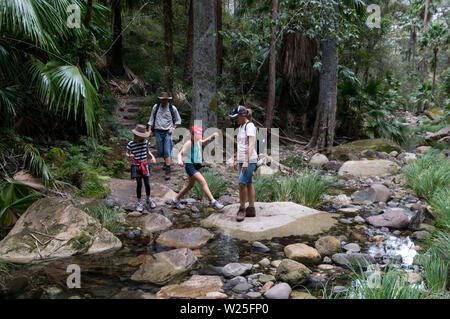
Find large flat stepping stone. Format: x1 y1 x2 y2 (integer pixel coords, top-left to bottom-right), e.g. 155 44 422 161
201 202 338 241
338 160 400 179
156 227 214 249
156 275 225 299
0 197 122 264
105 178 177 207
131 248 197 285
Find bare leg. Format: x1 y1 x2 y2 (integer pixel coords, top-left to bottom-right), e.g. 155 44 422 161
176 176 196 200
193 173 214 201
247 183 255 207
239 183 247 208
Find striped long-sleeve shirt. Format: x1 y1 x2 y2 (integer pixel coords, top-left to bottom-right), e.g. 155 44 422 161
127 140 150 161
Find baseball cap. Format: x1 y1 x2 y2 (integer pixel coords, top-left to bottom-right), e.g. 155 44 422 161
190 125 203 140
228 105 248 118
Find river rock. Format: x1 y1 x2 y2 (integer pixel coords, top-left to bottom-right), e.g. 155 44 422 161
412 231 430 240
156 275 224 299
338 160 400 179
222 263 252 278
246 291 262 299
343 243 360 253
366 208 409 229
258 258 271 267
130 248 197 285
425 126 450 142
232 283 253 293
284 243 321 265
414 146 432 154
309 153 329 167
331 253 375 269
291 290 316 299
252 241 270 253
324 160 343 171
370 184 391 202
332 139 402 161
127 214 172 237
156 227 213 249
314 236 341 257
264 283 292 299
0 197 122 263
201 202 338 241
353 188 377 203
258 274 275 284
275 259 311 286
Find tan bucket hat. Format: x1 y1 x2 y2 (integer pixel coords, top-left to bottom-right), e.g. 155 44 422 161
131 124 150 138
158 91 173 100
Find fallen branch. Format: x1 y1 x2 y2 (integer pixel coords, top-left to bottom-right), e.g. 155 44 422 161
32 230 64 241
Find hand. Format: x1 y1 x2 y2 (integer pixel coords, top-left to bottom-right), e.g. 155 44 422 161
148 130 152 137
151 157 156 164
169 129 173 135
128 154 135 160
242 161 248 171
211 132 218 140
178 160 185 167
233 162 238 171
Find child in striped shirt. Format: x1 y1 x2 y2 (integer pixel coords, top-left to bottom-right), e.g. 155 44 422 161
126 125 157 212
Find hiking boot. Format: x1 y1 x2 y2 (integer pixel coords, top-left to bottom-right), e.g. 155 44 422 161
165 165 171 180
246 206 256 217
236 207 246 222
147 198 156 209
211 200 224 210
136 202 144 212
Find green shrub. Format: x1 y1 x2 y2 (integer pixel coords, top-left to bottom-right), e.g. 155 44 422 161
0 181 38 226
44 147 65 167
191 170 229 199
403 151 450 200
81 202 121 234
431 187 450 229
292 169 329 208
253 176 276 202
422 250 448 295
81 181 109 199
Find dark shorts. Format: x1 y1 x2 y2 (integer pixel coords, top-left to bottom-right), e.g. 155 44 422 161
185 163 202 177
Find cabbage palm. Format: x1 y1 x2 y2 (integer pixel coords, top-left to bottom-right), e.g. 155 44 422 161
0 0 108 136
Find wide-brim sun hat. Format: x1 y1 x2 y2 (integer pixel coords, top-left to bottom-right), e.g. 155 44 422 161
228 105 248 118
158 91 173 100
131 124 150 138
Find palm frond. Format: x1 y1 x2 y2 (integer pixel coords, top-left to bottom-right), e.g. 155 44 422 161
30 60 100 136
22 143 56 189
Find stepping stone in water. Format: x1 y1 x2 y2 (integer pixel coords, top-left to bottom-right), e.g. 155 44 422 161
156 227 213 249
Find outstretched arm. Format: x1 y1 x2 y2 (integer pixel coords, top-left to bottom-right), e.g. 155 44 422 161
201 132 218 146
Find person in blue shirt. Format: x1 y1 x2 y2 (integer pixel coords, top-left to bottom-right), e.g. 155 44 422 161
170 125 224 210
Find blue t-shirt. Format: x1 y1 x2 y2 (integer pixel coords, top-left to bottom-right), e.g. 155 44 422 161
186 141 202 164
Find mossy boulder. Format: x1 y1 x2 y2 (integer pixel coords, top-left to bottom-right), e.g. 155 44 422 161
45 148 65 167
332 139 402 161
0 197 122 263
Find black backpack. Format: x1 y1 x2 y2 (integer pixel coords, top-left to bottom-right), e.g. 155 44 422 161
151 103 176 129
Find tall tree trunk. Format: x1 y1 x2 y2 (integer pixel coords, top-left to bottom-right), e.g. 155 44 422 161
432 48 437 95
193 0 217 129
420 0 430 82
265 0 278 129
163 0 174 94
110 0 125 76
307 35 338 155
215 0 223 76
411 25 416 72
184 0 194 83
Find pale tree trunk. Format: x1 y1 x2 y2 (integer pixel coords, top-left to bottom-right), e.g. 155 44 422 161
184 0 194 83
163 0 174 94
193 0 217 129
420 0 430 82
215 0 223 76
264 0 278 129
